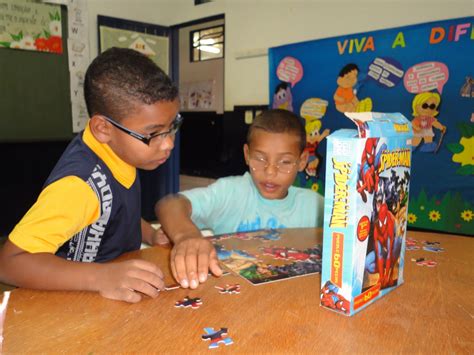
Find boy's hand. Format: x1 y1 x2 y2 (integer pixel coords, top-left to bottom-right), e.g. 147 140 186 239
152 227 171 246
97 259 165 303
171 235 222 289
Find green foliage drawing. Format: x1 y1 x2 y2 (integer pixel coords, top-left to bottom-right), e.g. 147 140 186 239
447 122 474 176
408 189 473 236
49 11 61 22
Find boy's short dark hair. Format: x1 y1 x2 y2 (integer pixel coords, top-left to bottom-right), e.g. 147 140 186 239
84 47 178 121
338 63 359 77
247 109 306 153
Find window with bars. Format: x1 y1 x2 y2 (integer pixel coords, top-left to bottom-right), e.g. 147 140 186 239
190 25 224 62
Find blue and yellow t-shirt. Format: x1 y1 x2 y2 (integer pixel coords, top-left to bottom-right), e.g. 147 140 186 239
9 123 142 262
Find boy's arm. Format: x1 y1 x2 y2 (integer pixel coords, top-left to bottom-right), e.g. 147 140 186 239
140 219 170 246
0 240 164 303
155 194 222 289
0 176 165 303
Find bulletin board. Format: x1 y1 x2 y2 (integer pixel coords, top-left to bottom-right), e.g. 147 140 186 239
0 6 72 142
269 17 473 236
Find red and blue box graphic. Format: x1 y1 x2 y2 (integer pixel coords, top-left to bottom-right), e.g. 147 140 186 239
321 112 413 316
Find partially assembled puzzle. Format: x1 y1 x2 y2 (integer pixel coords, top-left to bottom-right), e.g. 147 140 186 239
321 112 413 316
209 229 322 285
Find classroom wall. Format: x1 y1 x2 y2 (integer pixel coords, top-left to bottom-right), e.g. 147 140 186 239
178 18 225 114
86 0 473 110
3 0 471 234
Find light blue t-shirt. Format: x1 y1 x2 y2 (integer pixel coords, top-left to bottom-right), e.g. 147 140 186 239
180 172 323 235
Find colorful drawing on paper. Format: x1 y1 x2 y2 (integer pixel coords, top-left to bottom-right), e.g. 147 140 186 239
209 229 322 285
0 1 63 54
269 17 474 235
99 26 169 74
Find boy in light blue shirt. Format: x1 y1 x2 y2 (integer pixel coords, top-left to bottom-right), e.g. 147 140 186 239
157 109 324 289
181 171 321 234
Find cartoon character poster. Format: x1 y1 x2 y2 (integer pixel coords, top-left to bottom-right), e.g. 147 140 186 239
269 17 473 236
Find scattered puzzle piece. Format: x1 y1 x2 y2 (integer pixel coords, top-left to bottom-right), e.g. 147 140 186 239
423 245 444 253
411 257 437 267
164 283 180 291
406 238 419 250
202 327 233 349
422 241 440 246
174 296 202 309
215 284 241 294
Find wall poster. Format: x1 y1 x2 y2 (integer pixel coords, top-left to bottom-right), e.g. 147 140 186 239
269 17 473 235
0 0 62 54
99 26 169 74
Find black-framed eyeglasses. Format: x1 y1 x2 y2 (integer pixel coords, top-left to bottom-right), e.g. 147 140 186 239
422 103 437 110
249 156 299 174
102 114 183 146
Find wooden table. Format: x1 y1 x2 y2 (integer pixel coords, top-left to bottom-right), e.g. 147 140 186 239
2 229 473 353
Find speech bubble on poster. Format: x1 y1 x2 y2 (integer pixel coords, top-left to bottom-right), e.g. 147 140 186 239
276 56 303 87
300 98 328 120
367 57 404 88
403 61 449 94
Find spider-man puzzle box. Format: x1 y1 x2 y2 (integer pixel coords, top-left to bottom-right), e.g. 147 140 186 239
320 112 413 316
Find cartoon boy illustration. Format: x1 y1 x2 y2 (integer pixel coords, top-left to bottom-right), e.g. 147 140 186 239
272 82 293 112
411 92 446 153
334 63 372 113
304 119 330 177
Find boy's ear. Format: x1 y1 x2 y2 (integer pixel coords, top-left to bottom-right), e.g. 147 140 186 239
297 150 309 172
243 144 250 165
89 115 112 144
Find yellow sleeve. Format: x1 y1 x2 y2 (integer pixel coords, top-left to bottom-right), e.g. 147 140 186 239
9 176 100 254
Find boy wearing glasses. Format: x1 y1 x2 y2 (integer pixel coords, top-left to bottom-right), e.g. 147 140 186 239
156 109 324 289
0 48 180 303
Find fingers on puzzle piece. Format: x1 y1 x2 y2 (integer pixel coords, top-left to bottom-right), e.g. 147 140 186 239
202 327 233 349
174 296 202 309
215 284 241 294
